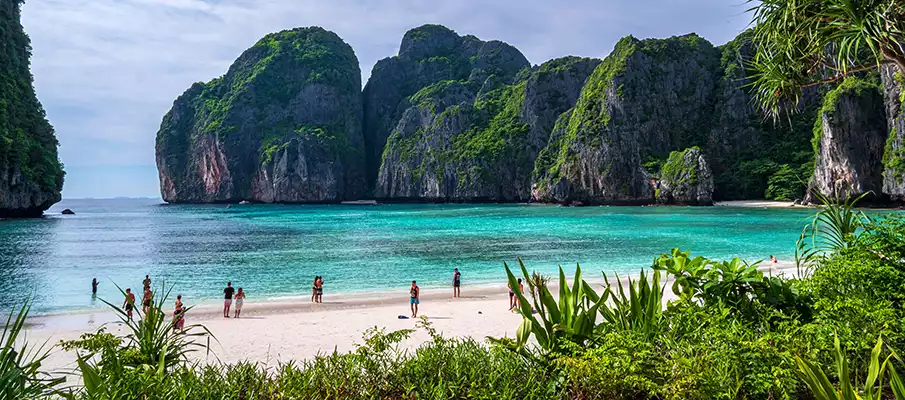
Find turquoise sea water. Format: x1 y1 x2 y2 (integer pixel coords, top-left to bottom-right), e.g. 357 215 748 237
0 199 827 314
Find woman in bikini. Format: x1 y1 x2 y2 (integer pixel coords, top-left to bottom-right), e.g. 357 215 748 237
173 294 185 331
234 288 245 318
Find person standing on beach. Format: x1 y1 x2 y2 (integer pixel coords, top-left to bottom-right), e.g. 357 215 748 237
410 280 420 318
315 277 324 303
143 275 151 291
452 268 461 299
508 279 524 312
91 278 98 295
223 282 235 318
517 279 524 310
311 276 319 303
234 288 245 318
123 288 135 320
142 288 153 314
173 294 185 331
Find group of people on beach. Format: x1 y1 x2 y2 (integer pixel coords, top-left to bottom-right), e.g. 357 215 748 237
117 275 155 321
98 267 473 326
222 281 246 318
311 276 324 303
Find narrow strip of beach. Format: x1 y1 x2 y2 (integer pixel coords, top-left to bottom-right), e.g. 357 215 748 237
29 262 800 374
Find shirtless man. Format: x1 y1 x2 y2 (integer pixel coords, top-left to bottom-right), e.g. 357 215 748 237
123 288 136 320
142 288 153 314
143 275 151 292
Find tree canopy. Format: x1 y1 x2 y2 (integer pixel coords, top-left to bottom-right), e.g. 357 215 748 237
748 0 905 118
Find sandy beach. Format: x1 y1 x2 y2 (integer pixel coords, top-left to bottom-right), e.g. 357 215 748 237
29 283 527 373
715 200 799 208
25 261 800 375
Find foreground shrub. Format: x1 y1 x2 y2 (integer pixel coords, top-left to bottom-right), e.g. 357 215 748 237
60 321 557 400
560 303 811 400
1 301 64 400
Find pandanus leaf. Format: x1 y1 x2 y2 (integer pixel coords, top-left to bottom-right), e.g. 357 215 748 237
889 364 905 400
864 337 884 399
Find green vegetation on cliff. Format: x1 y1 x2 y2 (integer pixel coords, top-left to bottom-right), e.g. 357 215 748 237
155 26 365 202
532 37 638 186
886 72 905 182
660 147 700 186
0 0 63 194
813 76 880 156
376 50 595 199
157 27 360 161
532 34 720 202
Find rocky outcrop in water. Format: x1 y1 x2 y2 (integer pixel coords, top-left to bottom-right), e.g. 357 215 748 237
882 66 905 200
656 147 714 205
0 0 64 217
374 56 599 201
155 27 364 203
807 77 887 202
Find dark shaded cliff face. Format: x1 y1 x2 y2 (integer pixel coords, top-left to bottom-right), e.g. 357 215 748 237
0 0 64 217
531 35 720 205
882 66 905 200
362 24 530 194
155 27 364 203
656 147 714 206
703 34 821 202
375 56 599 201
807 77 887 202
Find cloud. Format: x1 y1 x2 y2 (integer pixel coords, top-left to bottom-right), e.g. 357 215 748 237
21 0 751 198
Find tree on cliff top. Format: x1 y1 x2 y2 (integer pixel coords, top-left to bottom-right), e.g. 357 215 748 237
748 0 904 118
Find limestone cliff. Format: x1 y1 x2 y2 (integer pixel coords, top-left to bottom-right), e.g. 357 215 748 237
375 56 599 201
882 66 905 200
656 147 714 206
155 27 364 203
705 33 821 201
0 0 64 217
531 34 721 205
807 77 887 202
363 25 530 194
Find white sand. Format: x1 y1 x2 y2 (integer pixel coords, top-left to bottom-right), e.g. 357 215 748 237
27 262 801 374
30 284 525 373
715 200 799 208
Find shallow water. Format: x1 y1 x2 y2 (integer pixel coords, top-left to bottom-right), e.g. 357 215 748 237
0 199 826 314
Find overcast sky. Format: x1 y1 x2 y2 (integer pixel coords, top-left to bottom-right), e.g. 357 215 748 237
23 0 752 199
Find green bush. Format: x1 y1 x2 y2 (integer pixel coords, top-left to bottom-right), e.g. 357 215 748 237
803 247 905 375
560 303 810 400
765 163 808 201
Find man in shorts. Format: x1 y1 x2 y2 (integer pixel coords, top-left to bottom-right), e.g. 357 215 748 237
410 280 420 318
123 288 135 320
223 282 235 318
